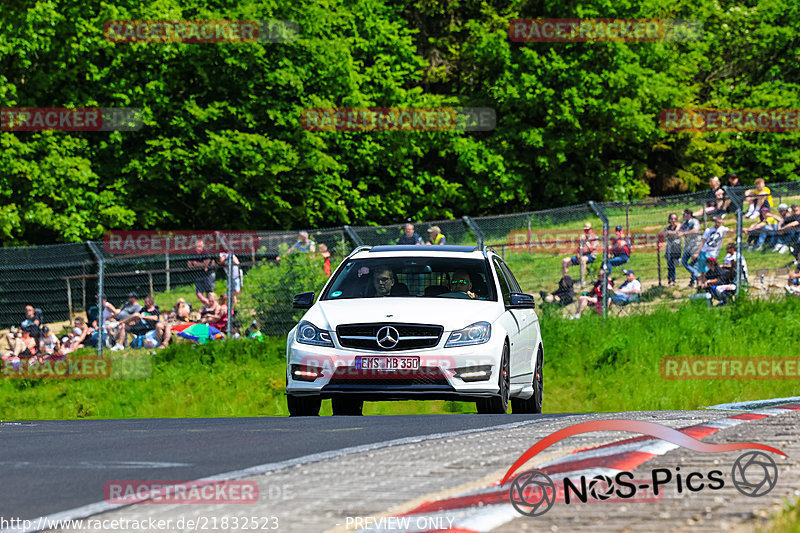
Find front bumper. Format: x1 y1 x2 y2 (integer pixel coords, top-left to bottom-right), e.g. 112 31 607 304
285 333 505 401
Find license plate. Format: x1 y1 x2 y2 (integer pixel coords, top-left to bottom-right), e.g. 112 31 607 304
355 356 420 370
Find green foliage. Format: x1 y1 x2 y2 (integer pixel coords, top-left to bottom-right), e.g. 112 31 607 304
0 0 799 245
248 253 329 336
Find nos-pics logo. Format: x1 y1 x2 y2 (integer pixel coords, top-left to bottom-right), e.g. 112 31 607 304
502 419 784 517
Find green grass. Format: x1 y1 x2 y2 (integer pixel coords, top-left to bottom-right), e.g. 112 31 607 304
756 497 800 533
2 297 799 420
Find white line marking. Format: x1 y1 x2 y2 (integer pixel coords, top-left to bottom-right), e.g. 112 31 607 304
705 396 800 411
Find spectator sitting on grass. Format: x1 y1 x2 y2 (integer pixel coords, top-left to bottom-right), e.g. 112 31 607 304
209 293 229 332
694 176 724 217
720 173 743 214
722 243 748 283
539 275 574 307
772 204 798 254
2 329 38 369
199 292 225 324
118 296 160 349
426 226 446 245
188 239 216 306
744 178 773 218
608 226 631 275
38 326 60 357
785 263 800 296
699 257 735 305
744 206 780 251
6 305 44 350
561 222 598 286
571 271 613 319
109 293 143 351
609 269 641 306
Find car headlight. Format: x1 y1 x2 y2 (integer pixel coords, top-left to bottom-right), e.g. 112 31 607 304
445 322 491 347
295 321 333 347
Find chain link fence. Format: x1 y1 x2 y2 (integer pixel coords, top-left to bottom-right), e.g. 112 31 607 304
2 181 799 353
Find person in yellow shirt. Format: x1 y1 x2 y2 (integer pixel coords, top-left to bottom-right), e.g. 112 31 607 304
744 178 773 218
426 226 447 245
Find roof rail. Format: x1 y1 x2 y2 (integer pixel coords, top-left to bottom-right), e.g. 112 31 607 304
348 245 372 256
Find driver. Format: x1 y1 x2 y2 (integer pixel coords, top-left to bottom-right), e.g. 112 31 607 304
450 270 477 299
373 267 395 297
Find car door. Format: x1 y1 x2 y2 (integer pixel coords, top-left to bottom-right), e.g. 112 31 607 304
495 258 537 382
491 257 526 381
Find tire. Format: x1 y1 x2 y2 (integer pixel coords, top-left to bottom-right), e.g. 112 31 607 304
511 346 543 414
332 397 364 416
287 395 321 416
476 343 510 414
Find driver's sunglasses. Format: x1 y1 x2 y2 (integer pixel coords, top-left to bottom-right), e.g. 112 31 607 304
451 279 469 285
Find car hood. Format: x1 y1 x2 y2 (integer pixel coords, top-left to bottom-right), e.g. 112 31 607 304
304 298 503 332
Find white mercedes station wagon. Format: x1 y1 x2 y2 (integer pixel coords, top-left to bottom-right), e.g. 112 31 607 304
285 245 543 416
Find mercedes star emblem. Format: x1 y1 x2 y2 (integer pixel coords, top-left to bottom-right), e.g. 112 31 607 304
376 326 399 349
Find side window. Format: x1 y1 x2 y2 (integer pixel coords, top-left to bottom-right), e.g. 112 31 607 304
492 257 512 305
499 261 522 293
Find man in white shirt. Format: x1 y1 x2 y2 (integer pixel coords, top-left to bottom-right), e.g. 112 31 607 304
610 269 641 306
692 216 728 275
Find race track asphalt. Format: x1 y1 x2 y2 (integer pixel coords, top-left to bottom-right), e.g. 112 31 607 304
0 414 565 522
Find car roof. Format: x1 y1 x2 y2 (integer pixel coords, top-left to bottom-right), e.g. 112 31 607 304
369 245 480 253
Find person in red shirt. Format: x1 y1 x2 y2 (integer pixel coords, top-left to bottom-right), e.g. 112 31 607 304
318 243 332 277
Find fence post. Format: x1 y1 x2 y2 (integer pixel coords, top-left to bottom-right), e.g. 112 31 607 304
527 215 532 253
723 186 744 300
589 202 609 321
462 216 484 248
343 225 364 247
226 251 233 338
87 242 105 356
165 252 170 292
66 279 73 322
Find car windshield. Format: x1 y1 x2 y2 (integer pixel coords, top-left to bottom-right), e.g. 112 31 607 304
321 257 496 301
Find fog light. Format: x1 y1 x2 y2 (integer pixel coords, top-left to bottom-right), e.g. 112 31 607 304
291 364 323 382
454 365 493 382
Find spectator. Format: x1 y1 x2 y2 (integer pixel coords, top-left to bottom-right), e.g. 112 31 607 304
188 240 216 306
722 243 748 283
773 204 799 254
318 243 332 277
2 329 38 368
199 292 224 323
691 215 728 276
608 225 631 275
699 257 736 305
110 293 143 351
609 269 641 306
679 209 702 286
744 206 780 251
661 213 682 286
398 223 423 245
785 263 800 296
744 178 773 218
426 226 447 245
288 231 316 254
155 298 193 349
72 316 95 349
695 176 724 217
6 305 44 350
561 222 598 285
571 271 613 319
119 296 160 349
720 172 743 214
210 293 229 332
539 275 574 306
218 252 243 304
38 326 60 357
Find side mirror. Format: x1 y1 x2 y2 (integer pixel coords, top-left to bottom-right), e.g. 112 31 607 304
293 291 315 309
508 292 536 309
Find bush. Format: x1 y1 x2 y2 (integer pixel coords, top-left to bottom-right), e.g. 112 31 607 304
248 254 329 336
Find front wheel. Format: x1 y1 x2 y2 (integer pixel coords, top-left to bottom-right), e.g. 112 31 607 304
332 397 364 416
287 395 321 416
476 344 510 414
511 347 543 414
